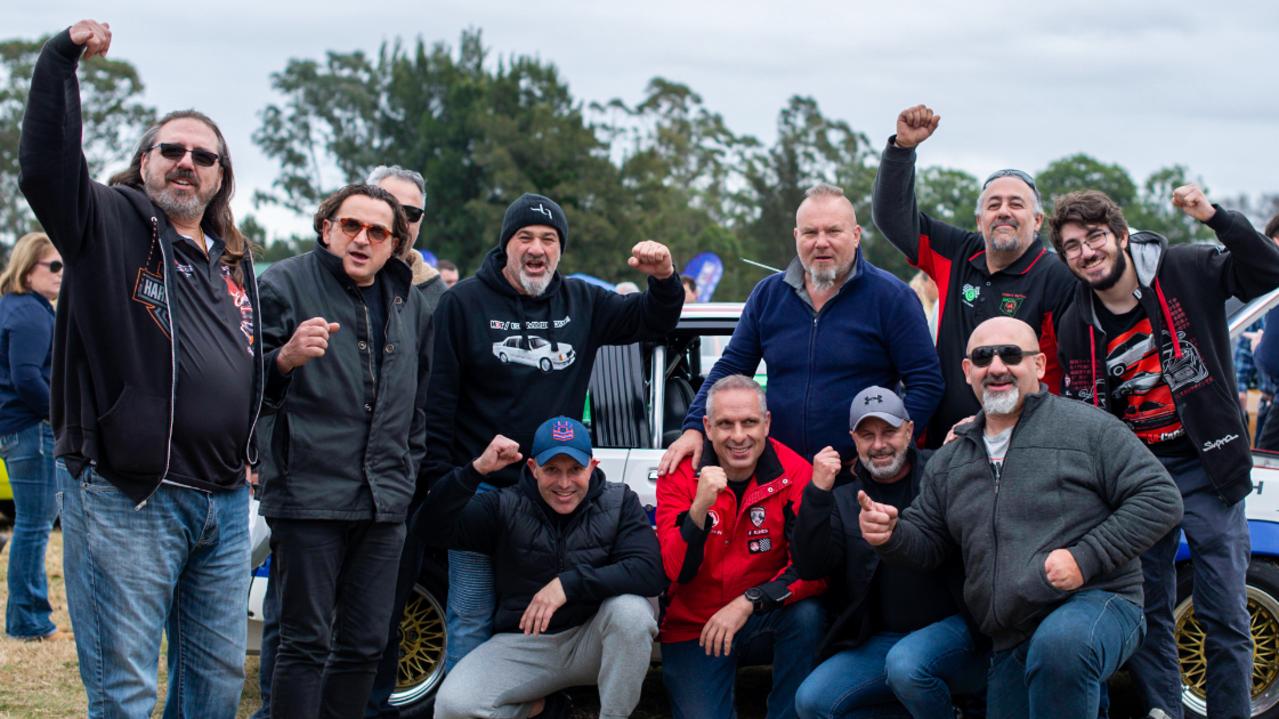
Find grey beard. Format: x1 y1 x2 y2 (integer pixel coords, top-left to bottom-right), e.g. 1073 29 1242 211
982 386 1021 415
146 182 207 223
861 451 907 481
519 271 552 297
806 265 838 292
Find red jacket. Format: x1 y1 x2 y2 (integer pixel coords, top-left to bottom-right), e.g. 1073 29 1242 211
656 437 826 643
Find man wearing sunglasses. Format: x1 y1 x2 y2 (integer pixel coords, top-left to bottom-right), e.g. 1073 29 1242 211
1051 188 1279 719
255 183 433 717
15 19 300 719
860 316 1181 717
872 105 1077 448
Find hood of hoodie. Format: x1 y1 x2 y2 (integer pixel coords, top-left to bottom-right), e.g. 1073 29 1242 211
1072 228 1169 329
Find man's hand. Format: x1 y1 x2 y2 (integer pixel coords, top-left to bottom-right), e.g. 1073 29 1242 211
1172 183 1217 223
857 490 898 545
275 317 340 374
627 240 675 280
944 415 976 445
472 435 523 476
690 466 728 529
894 104 940 149
699 595 753 657
1044 548 1084 591
518 578 567 636
658 429 704 476
811 446 842 491
69 20 112 59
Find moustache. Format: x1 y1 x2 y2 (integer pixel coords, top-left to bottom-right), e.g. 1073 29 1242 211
983 373 1015 388
992 219 1019 230
165 168 200 188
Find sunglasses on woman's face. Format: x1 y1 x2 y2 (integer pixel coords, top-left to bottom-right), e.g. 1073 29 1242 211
968 344 1038 367
37 260 64 273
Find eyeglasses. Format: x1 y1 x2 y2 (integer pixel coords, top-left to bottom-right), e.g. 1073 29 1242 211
402 206 424 223
969 344 1039 367
1060 228 1113 259
333 217 393 244
37 260 64 273
148 143 220 168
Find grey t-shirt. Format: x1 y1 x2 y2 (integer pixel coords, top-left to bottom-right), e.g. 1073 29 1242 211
984 426 1013 483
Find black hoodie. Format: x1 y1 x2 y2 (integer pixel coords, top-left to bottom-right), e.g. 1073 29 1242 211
1058 208 1279 505
421 245 683 487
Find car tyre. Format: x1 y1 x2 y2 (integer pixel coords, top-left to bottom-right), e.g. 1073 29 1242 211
1175 559 1279 718
388 577 449 718
539 357 552 372
498 352 509 364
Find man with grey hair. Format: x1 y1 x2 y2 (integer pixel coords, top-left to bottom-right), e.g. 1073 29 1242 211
657 374 826 719
367 165 448 315
658 183 943 485
871 104 1076 449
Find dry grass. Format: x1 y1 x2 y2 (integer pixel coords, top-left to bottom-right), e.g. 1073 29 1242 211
0 529 263 718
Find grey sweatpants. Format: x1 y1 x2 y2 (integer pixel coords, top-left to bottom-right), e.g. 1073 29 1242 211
434 594 658 719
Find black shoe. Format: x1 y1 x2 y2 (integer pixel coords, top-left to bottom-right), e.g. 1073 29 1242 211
534 691 573 719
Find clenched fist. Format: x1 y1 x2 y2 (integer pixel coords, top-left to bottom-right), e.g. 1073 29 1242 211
1044 548 1083 591
1172 184 1217 223
473 434 523 476
690 465 729 529
627 240 674 279
857 490 898 545
894 104 940 149
69 20 112 59
811 446 841 491
276 317 341 374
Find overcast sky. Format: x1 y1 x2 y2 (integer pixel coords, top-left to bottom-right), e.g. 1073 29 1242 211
12 1 1279 239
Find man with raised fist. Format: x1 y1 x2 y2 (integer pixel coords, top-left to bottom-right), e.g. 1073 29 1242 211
256 183 432 718
422 417 665 719
656 375 826 719
872 104 1076 448
791 386 986 718
1051 186 1279 718
861 317 1181 717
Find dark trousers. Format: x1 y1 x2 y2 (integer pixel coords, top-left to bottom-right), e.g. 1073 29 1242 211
268 518 406 719
365 510 429 718
1126 454 1253 719
251 560 281 719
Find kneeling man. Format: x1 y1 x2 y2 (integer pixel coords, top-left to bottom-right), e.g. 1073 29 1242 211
657 375 826 719
792 386 986 718
861 317 1182 717
425 416 665 719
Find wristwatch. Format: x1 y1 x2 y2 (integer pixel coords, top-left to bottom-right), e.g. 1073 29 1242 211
743 587 769 614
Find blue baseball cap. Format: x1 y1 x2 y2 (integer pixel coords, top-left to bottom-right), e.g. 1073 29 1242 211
530 416 592 467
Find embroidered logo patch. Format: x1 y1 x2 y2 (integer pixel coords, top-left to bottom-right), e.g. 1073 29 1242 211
132 268 170 337
551 420 575 441
749 506 765 527
748 538 773 554
999 293 1026 316
961 283 981 305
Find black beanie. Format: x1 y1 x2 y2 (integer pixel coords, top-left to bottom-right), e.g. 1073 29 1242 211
499 193 569 252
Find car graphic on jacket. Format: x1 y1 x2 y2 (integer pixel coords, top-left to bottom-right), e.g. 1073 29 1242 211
491 335 576 372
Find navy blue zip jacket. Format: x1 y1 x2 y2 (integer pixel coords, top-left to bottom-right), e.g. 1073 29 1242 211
681 252 943 464
0 292 55 434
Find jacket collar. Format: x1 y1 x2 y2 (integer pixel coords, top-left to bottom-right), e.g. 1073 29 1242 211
519 465 607 519
313 240 413 296
782 247 865 308
967 239 1051 277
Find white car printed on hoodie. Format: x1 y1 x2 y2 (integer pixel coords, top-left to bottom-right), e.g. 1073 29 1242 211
491 335 576 372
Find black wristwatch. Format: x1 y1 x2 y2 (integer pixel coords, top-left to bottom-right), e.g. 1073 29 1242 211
743 587 769 614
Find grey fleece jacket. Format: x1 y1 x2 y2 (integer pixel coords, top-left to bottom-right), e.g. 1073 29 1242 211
876 391 1182 650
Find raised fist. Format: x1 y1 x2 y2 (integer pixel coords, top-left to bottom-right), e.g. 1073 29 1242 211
627 240 675 279
894 105 940 149
473 434 523 476
693 465 729 514
69 20 112 59
811 446 842 491
1171 184 1216 223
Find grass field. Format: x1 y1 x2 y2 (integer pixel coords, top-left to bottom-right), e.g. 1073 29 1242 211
0 528 772 718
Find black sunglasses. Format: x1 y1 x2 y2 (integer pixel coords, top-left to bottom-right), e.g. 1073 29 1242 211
402 206 424 223
969 344 1038 367
149 143 220 168
37 260 64 273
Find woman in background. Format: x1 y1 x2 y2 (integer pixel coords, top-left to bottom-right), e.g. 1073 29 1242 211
0 232 62 640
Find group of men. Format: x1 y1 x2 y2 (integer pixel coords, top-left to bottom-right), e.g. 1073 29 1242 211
16 17 1279 719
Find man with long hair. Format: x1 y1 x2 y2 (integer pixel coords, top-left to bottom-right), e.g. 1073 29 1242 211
18 19 310 718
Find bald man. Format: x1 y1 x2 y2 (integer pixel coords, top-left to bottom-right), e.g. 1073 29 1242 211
859 317 1181 718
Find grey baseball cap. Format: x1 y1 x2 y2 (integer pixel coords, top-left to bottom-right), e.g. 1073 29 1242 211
849 386 910 430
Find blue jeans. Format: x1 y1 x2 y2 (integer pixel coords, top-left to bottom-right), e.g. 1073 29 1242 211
445 482 496 672
0 421 57 638
662 598 825 719
57 463 250 719
1126 455 1253 719
987 589 1144 719
795 613 987 718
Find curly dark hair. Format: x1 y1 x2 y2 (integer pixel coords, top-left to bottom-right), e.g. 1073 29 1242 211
1048 190 1128 256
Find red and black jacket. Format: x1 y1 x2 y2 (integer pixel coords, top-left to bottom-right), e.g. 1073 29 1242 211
872 139 1077 447
1057 208 1279 505
655 437 826 643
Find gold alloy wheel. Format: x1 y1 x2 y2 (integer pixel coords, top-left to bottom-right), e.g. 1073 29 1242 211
391 583 447 709
1176 584 1279 717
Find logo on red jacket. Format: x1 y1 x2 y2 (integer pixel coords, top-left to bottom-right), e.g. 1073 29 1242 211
749 506 765 527
748 538 773 554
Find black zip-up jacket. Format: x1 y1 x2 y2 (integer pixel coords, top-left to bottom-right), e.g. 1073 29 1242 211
422 245 683 488
257 246 431 522
420 463 666 633
18 30 265 504
1058 209 1279 505
792 448 982 657
872 138 1077 447
877 392 1182 651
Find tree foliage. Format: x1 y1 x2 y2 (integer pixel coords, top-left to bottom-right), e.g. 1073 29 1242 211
1 36 155 245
